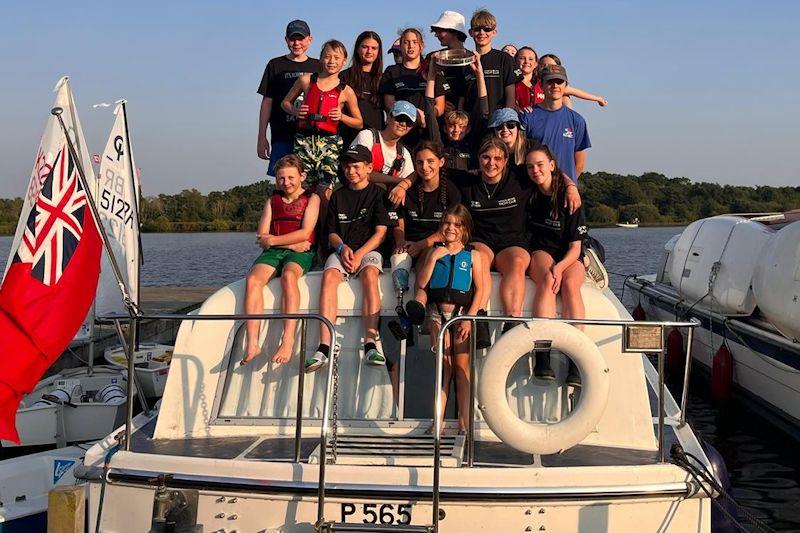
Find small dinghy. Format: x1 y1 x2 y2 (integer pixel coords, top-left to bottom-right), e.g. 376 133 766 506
2 366 131 448
103 342 172 398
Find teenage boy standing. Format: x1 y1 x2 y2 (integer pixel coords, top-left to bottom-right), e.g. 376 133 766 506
429 10 470 112
519 64 591 181
464 9 521 139
256 20 321 176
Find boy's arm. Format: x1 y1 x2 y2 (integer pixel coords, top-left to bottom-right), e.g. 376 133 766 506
393 218 407 251
383 93 395 112
256 198 273 249
575 150 587 178
257 97 272 160
280 76 309 116
370 171 404 186
263 193 320 247
425 96 443 144
354 226 387 258
565 86 608 107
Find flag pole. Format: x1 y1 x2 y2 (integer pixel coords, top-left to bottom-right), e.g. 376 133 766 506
119 100 144 349
54 107 148 441
52 107 137 318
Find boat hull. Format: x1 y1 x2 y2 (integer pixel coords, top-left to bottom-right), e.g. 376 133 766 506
627 276 800 429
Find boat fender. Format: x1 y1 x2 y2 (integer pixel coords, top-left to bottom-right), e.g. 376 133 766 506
478 321 610 455
711 343 733 402
95 384 126 405
700 441 738 533
632 303 646 321
32 388 71 408
666 327 685 376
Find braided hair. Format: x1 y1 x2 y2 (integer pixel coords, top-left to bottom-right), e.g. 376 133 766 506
412 140 448 210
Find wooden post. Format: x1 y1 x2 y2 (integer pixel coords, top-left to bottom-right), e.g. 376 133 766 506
47 485 85 533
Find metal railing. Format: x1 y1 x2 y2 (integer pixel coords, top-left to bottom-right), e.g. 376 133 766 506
118 312 336 528
432 314 700 533
112 310 700 533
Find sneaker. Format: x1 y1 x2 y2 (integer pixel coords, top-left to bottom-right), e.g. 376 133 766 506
304 351 328 374
566 361 582 388
388 320 408 341
584 247 608 289
502 321 519 334
533 342 555 381
475 309 491 350
365 348 386 366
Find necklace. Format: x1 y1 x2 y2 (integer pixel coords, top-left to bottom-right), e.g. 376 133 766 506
481 177 502 199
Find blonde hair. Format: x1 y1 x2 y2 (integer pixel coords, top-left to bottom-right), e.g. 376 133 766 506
274 154 305 175
470 9 497 29
444 110 469 126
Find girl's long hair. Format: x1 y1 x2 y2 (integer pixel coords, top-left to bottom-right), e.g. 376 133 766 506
526 143 567 220
412 140 448 209
346 31 383 108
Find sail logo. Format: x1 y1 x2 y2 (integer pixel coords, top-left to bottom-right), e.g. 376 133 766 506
53 459 76 484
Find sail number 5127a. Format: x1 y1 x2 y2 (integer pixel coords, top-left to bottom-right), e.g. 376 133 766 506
340 503 412 525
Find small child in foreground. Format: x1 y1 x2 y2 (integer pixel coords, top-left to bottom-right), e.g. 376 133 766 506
410 204 485 434
242 155 320 366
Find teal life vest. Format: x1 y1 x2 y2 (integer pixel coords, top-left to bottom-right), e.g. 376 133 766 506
428 247 474 307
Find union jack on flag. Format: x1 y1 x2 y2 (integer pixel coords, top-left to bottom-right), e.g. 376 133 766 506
13 146 89 287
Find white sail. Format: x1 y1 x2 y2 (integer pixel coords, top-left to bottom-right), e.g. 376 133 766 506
3 77 95 282
94 101 141 318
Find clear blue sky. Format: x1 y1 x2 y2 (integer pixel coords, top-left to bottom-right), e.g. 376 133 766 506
0 0 797 198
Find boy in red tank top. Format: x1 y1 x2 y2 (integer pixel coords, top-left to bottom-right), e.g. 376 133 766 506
242 155 320 366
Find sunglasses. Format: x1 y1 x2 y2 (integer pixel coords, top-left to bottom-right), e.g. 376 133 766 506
470 26 495 33
394 116 415 127
493 121 518 131
545 78 566 85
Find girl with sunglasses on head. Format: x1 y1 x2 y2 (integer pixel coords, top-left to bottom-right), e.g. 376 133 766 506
524 143 588 386
379 28 447 149
340 31 385 148
537 53 608 109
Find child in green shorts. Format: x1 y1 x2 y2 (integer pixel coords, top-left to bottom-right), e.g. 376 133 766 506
242 155 320 366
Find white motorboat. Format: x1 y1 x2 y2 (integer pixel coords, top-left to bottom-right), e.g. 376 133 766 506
104 342 172 398
616 218 639 228
80 265 728 532
1 366 132 448
625 212 800 430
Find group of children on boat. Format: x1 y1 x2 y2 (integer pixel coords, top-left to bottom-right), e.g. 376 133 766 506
248 10 606 432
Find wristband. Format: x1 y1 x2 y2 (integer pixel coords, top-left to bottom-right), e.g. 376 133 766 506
336 243 345 255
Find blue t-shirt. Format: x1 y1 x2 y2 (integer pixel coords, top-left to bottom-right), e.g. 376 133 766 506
519 105 591 180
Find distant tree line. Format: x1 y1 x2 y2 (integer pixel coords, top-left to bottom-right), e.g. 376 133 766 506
0 173 798 234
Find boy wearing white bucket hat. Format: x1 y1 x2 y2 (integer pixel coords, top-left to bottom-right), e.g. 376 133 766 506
429 11 470 112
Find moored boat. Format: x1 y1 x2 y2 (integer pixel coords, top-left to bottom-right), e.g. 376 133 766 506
80 266 722 532
625 212 800 430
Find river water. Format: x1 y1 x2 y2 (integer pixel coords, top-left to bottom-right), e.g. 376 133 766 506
1 228 797 530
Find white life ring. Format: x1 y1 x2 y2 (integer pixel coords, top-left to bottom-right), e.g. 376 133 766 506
478 321 610 455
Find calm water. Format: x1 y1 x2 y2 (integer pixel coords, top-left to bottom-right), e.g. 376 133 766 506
1 228 797 530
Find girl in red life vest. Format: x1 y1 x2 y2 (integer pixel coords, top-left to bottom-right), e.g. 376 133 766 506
514 46 544 112
282 40 363 201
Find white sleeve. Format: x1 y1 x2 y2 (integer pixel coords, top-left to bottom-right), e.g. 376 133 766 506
351 129 371 149
399 147 414 179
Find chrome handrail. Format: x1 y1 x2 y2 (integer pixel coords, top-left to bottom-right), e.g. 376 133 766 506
119 312 336 528
432 314 699 533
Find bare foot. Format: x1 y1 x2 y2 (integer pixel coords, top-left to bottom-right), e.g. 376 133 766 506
271 342 294 365
240 345 261 366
